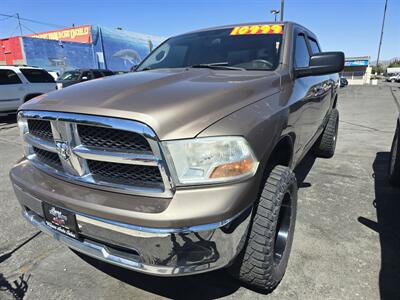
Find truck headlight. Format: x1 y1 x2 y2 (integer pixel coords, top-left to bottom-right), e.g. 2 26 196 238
17 113 29 157
163 136 259 185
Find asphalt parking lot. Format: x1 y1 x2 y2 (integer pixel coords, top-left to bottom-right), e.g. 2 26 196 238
1 84 400 300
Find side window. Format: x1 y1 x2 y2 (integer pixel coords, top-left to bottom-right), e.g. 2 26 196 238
308 38 321 54
92 70 103 78
0 69 22 85
294 34 310 68
20 69 55 83
81 71 93 80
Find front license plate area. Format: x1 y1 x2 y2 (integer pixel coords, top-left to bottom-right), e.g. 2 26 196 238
43 203 79 239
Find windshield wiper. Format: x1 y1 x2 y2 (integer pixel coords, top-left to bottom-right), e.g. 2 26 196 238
189 62 245 71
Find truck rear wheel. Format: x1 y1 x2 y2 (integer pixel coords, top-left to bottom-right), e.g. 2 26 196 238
389 122 400 186
229 165 297 292
315 108 339 158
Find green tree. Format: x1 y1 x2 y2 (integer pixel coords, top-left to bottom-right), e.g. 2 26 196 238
372 64 384 75
388 59 400 68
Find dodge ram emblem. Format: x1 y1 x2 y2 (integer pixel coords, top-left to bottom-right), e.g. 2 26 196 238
56 141 70 160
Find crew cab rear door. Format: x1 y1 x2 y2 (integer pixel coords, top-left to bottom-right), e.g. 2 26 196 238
20 68 56 94
0 69 25 111
291 30 331 153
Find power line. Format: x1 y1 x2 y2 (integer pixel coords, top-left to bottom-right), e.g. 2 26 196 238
0 13 66 29
0 13 15 21
21 23 37 35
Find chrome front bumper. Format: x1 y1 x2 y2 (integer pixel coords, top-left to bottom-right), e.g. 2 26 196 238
16 185 252 276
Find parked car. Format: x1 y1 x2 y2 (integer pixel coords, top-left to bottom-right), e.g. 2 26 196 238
340 76 348 87
389 107 400 186
0 66 56 115
48 71 60 81
386 74 400 83
11 22 344 292
56 69 114 89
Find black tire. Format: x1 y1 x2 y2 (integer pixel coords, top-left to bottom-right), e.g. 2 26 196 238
315 108 339 158
389 122 400 186
230 165 297 292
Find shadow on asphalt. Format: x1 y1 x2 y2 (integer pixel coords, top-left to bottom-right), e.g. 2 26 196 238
0 273 30 300
358 152 400 300
73 154 317 299
0 114 17 125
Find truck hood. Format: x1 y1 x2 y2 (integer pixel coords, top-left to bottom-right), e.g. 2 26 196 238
21 68 280 140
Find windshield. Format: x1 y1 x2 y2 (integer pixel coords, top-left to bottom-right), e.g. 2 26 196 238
59 71 81 81
137 25 283 72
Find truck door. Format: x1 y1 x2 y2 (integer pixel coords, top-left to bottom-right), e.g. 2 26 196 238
307 37 332 132
291 33 318 152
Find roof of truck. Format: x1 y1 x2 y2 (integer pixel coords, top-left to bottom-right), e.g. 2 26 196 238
180 21 315 37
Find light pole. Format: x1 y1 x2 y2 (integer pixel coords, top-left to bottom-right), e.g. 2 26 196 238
270 9 280 22
376 0 388 69
280 0 285 21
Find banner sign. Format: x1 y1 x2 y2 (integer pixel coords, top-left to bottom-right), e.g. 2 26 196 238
27 25 92 44
344 60 369 67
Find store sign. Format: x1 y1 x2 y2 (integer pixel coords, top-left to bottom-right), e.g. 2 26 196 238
27 25 92 44
344 60 369 67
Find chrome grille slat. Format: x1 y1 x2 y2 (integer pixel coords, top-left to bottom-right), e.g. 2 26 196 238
73 145 159 166
20 111 174 198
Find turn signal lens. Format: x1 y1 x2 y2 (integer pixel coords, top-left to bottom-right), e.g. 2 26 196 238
210 159 254 178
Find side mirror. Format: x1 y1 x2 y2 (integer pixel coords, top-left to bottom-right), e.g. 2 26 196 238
295 51 345 78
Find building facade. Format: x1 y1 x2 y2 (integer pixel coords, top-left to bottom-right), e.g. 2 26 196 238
0 25 165 73
341 56 371 85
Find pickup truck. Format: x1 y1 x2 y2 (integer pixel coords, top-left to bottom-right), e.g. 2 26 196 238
10 22 344 291
0 66 56 115
389 95 400 186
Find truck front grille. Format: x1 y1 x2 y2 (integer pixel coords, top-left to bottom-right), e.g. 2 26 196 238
87 160 163 188
33 146 62 170
21 111 172 197
77 124 152 152
28 119 53 141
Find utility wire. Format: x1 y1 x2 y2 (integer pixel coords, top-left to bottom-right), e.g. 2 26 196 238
0 13 15 21
21 23 37 35
0 13 66 29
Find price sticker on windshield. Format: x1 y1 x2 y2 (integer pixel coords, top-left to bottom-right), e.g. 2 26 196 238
230 24 283 35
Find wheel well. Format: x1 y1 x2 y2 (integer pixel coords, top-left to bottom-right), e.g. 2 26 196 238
24 93 42 102
267 136 293 168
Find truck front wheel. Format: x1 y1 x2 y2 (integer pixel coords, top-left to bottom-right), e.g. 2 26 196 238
229 165 297 292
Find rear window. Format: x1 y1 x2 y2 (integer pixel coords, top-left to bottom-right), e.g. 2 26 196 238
20 69 55 83
0 69 22 85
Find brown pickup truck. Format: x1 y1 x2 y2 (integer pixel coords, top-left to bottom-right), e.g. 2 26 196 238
10 22 344 291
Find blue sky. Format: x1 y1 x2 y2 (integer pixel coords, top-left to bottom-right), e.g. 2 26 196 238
1 0 399 60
